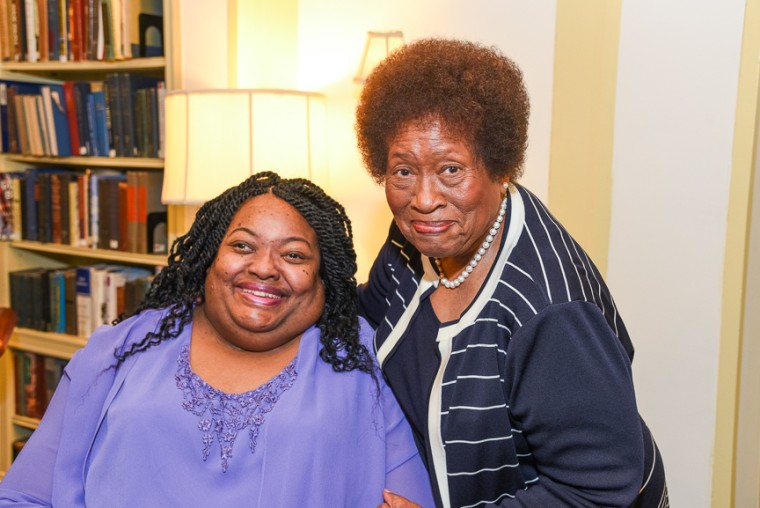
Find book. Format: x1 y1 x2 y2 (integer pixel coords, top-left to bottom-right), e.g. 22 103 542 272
49 171 62 243
8 0 22 62
47 0 60 61
94 89 108 155
117 73 158 157
57 0 68 61
27 267 51 331
11 173 23 240
43 355 62 411
76 170 90 247
75 264 93 337
40 85 59 155
63 267 78 335
58 171 72 245
0 0 11 62
9 268 32 328
47 83 73 156
72 80 92 154
13 352 26 416
69 0 83 61
68 177 79 245
63 81 82 155
144 170 165 254
123 273 152 315
21 351 46 418
104 265 150 323
94 171 124 249
125 170 138 251
20 168 38 241
35 0 48 61
22 0 36 62
103 73 118 155
48 268 67 333
0 80 42 153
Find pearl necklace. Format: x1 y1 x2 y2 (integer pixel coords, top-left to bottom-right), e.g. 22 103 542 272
435 187 509 289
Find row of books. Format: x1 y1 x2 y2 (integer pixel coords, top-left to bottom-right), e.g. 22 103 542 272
0 0 163 63
13 350 67 419
0 75 166 158
8 263 155 338
4 167 167 254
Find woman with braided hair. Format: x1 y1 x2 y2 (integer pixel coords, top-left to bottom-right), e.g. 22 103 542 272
0 171 434 508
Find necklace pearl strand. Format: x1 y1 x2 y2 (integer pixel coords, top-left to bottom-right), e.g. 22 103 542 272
435 183 509 289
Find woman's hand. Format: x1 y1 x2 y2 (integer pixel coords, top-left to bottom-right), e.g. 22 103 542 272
377 489 421 508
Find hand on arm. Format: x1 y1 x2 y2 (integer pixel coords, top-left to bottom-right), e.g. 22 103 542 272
378 489 421 508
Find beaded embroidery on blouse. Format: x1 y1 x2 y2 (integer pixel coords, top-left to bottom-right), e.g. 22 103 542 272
175 346 298 472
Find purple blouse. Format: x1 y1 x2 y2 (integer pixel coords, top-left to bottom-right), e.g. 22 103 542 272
0 309 434 507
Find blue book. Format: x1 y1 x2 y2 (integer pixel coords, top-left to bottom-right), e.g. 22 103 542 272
47 84 72 157
21 169 39 241
49 270 67 334
92 91 109 157
75 266 93 338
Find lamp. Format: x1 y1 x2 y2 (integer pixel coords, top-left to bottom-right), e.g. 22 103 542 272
162 89 328 205
353 30 405 84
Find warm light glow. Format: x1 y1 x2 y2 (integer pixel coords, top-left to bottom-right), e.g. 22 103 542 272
162 89 327 205
354 30 405 84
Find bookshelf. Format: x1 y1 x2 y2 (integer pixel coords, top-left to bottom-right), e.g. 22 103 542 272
0 0 177 473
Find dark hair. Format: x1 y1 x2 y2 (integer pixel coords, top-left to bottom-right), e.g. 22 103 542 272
356 37 530 183
115 171 375 377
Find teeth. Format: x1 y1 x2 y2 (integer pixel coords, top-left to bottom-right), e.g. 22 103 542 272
243 289 281 299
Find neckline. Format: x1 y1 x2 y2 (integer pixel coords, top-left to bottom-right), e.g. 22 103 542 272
426 190 512 325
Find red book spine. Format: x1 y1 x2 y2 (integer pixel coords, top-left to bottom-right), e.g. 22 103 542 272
63 81 81 155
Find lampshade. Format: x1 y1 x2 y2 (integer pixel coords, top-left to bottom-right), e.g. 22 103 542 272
353 30 404 84
162 89 328 205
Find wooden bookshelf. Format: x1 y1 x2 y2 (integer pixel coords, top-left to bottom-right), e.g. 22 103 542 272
6 155 164 170
1 57 166 74
0 0 176 473
10 240 168 267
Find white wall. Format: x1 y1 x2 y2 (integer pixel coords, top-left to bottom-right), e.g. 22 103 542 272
295 0 557 280
607 2 745 506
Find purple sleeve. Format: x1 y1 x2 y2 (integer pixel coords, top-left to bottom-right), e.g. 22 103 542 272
0 368 71 506
382 379 435 508
357 318 434 507
503 301 644 507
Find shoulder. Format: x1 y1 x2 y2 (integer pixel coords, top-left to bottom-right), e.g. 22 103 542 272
68 308 169 371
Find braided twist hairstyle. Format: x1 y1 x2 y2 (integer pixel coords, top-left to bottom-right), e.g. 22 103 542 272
115 171 375 377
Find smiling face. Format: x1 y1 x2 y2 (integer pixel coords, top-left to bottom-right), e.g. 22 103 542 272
200 192 325 353
385 119 505 263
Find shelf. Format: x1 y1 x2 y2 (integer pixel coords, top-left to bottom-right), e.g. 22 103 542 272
1 57 166 74
11 415 39 431
5 155 164 169
9 328 87 358
9 241 168 266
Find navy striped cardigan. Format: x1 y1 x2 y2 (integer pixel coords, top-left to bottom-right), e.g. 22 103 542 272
360 184 656 507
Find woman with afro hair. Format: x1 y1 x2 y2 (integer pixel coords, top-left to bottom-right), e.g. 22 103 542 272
0 171 434 508
357 38 668 508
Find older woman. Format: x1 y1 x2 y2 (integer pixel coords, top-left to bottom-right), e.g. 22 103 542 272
356 38 667 508
0 172 434 507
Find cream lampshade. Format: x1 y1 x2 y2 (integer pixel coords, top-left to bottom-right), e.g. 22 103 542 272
162 89 328 205
353 30 405 84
